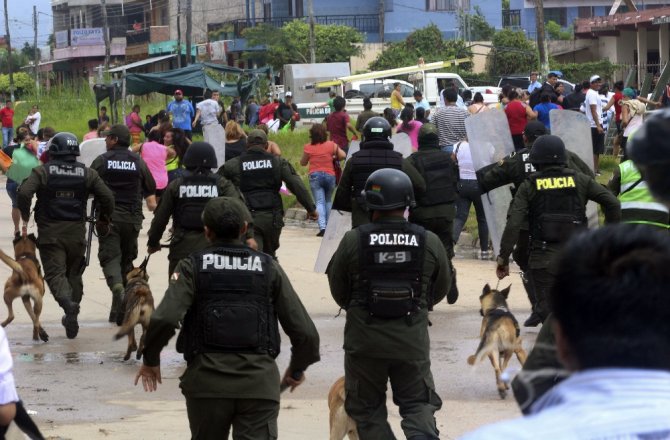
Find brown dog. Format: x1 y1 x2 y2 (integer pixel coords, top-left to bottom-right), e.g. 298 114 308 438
467 284 527 399
114 266 154 361
328 376 358 440
0 233 48 342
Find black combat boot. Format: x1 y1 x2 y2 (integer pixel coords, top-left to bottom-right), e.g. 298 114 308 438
59 301 80 339
446 266 459 304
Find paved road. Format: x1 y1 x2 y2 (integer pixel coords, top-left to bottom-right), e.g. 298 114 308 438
0 189 539 439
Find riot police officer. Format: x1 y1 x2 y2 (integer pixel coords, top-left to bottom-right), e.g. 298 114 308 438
17 132 115 339
327 168 449 439
332 117 425 228
495 135 620 322
147 142 257 275
405 123 460 303
629 107 670 207
136 197 320 439
91 124 156 324
219 129 317 258
478 120 593 326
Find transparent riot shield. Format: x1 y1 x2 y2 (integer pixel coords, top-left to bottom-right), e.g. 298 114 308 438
550 110 599 228
313 134 413 273
203 123 226 166
79 138 107 167
465 110 516 256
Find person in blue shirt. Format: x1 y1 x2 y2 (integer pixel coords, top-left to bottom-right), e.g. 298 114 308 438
533 93 560 130
528 71 541 93
166 89 195 139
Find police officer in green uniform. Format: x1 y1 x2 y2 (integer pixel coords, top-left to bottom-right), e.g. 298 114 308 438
219 129 317 258
135 197 320 440
327 168 449 440
91 124 157 324
478 121 593 327
405 123 459 303
147 141 257 275
608 158 669 231
332 117 425 228
18 132 115 339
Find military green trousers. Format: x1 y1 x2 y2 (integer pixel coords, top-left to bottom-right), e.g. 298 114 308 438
252 210 283 258
185 397 278 440
344 354 442 440
38 239 85 307
97 221 140 290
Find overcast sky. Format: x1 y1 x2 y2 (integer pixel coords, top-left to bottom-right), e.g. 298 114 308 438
3 0 53 48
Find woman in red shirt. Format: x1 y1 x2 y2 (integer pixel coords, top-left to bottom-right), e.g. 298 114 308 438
300 123 346 236
326 97 357 152
505 89 537 151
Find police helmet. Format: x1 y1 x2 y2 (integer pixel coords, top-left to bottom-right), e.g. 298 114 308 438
417 123 439 149
362 117 392 142
629 108 670 203
528 135 567 165
182 141 218 169
47 132 80 157
363 168 415 211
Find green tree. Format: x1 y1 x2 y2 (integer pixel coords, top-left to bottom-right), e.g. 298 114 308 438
0 49 29 75
21 42 41 59
461 6 495 41
486 29 537 76
0 72 35 96
242 20 363 69
369 24 473 71
546 20 573 40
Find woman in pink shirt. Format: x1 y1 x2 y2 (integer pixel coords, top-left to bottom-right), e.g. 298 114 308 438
83 119 99 141
396 104 423 150
133 130 173 200
300 124 346 236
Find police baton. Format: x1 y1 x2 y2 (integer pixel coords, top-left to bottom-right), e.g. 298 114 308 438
280 369 304 394
81 203 97 274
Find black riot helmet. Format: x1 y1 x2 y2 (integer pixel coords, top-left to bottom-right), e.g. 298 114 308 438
48 132 80 157
182 141 218 170
528 135 567 166
629 108 670 205
362 116 392 142
363 168 415 211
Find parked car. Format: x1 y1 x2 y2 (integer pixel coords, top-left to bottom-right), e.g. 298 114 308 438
498 75 575 95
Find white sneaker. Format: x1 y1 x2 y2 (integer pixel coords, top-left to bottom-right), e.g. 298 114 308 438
479 250 492 260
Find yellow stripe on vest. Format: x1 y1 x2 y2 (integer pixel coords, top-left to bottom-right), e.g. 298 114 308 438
536 176 576 190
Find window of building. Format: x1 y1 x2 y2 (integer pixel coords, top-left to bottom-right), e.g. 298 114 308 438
544 7 567 27
295 0 304 17
426 0 470 12
264 0 272 20
578 6 593 18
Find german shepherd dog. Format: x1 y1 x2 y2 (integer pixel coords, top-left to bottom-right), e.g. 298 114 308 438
328 376 358 440
467 284 527 399
114 262 154 361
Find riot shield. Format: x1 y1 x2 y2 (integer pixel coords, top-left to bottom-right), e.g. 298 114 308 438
79 138 107 167
346 139 360 158
549 110 599 228
390 132 413 158
465 110 515 256
203 123 226 166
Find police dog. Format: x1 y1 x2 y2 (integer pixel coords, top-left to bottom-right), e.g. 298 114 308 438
114 264 154 361
328 376 358 440
467 284 527 399
0 233 48 342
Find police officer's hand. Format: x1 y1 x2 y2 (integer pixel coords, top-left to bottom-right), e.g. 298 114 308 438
306 210 318 221
246 238 258 250
147 245 161 254
281 368 305 393
135 364 162 392
95 220 111 237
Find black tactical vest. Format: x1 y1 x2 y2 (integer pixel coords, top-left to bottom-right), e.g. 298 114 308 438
529 168 586 243
36 161 87 221
100 149 141 210
174 173 219 230
351 141 403 204
239 150 282 211
355 222 426 319
177 246 279 362
412 151 458 206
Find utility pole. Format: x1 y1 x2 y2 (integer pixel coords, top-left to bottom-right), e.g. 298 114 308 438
3 0 13 102
33 5 39 93
308 0 315 63
534 0 549 76
176 0 182 67
101 0 110 72
379 0 385 43
185 0 192 65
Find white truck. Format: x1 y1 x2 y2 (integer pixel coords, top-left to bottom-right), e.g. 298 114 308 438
294 60 499 122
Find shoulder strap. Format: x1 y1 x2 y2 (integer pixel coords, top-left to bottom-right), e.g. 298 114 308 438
620 177 644 195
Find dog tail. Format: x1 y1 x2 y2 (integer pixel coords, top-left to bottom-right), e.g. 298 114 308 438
114 299 142 340
0 249 24 276
467 335 496 366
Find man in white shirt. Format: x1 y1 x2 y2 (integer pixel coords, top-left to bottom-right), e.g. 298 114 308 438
25 105 41 134
584 75 604 174
463 225 670 440
193 89 224 158
527 72 541 93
